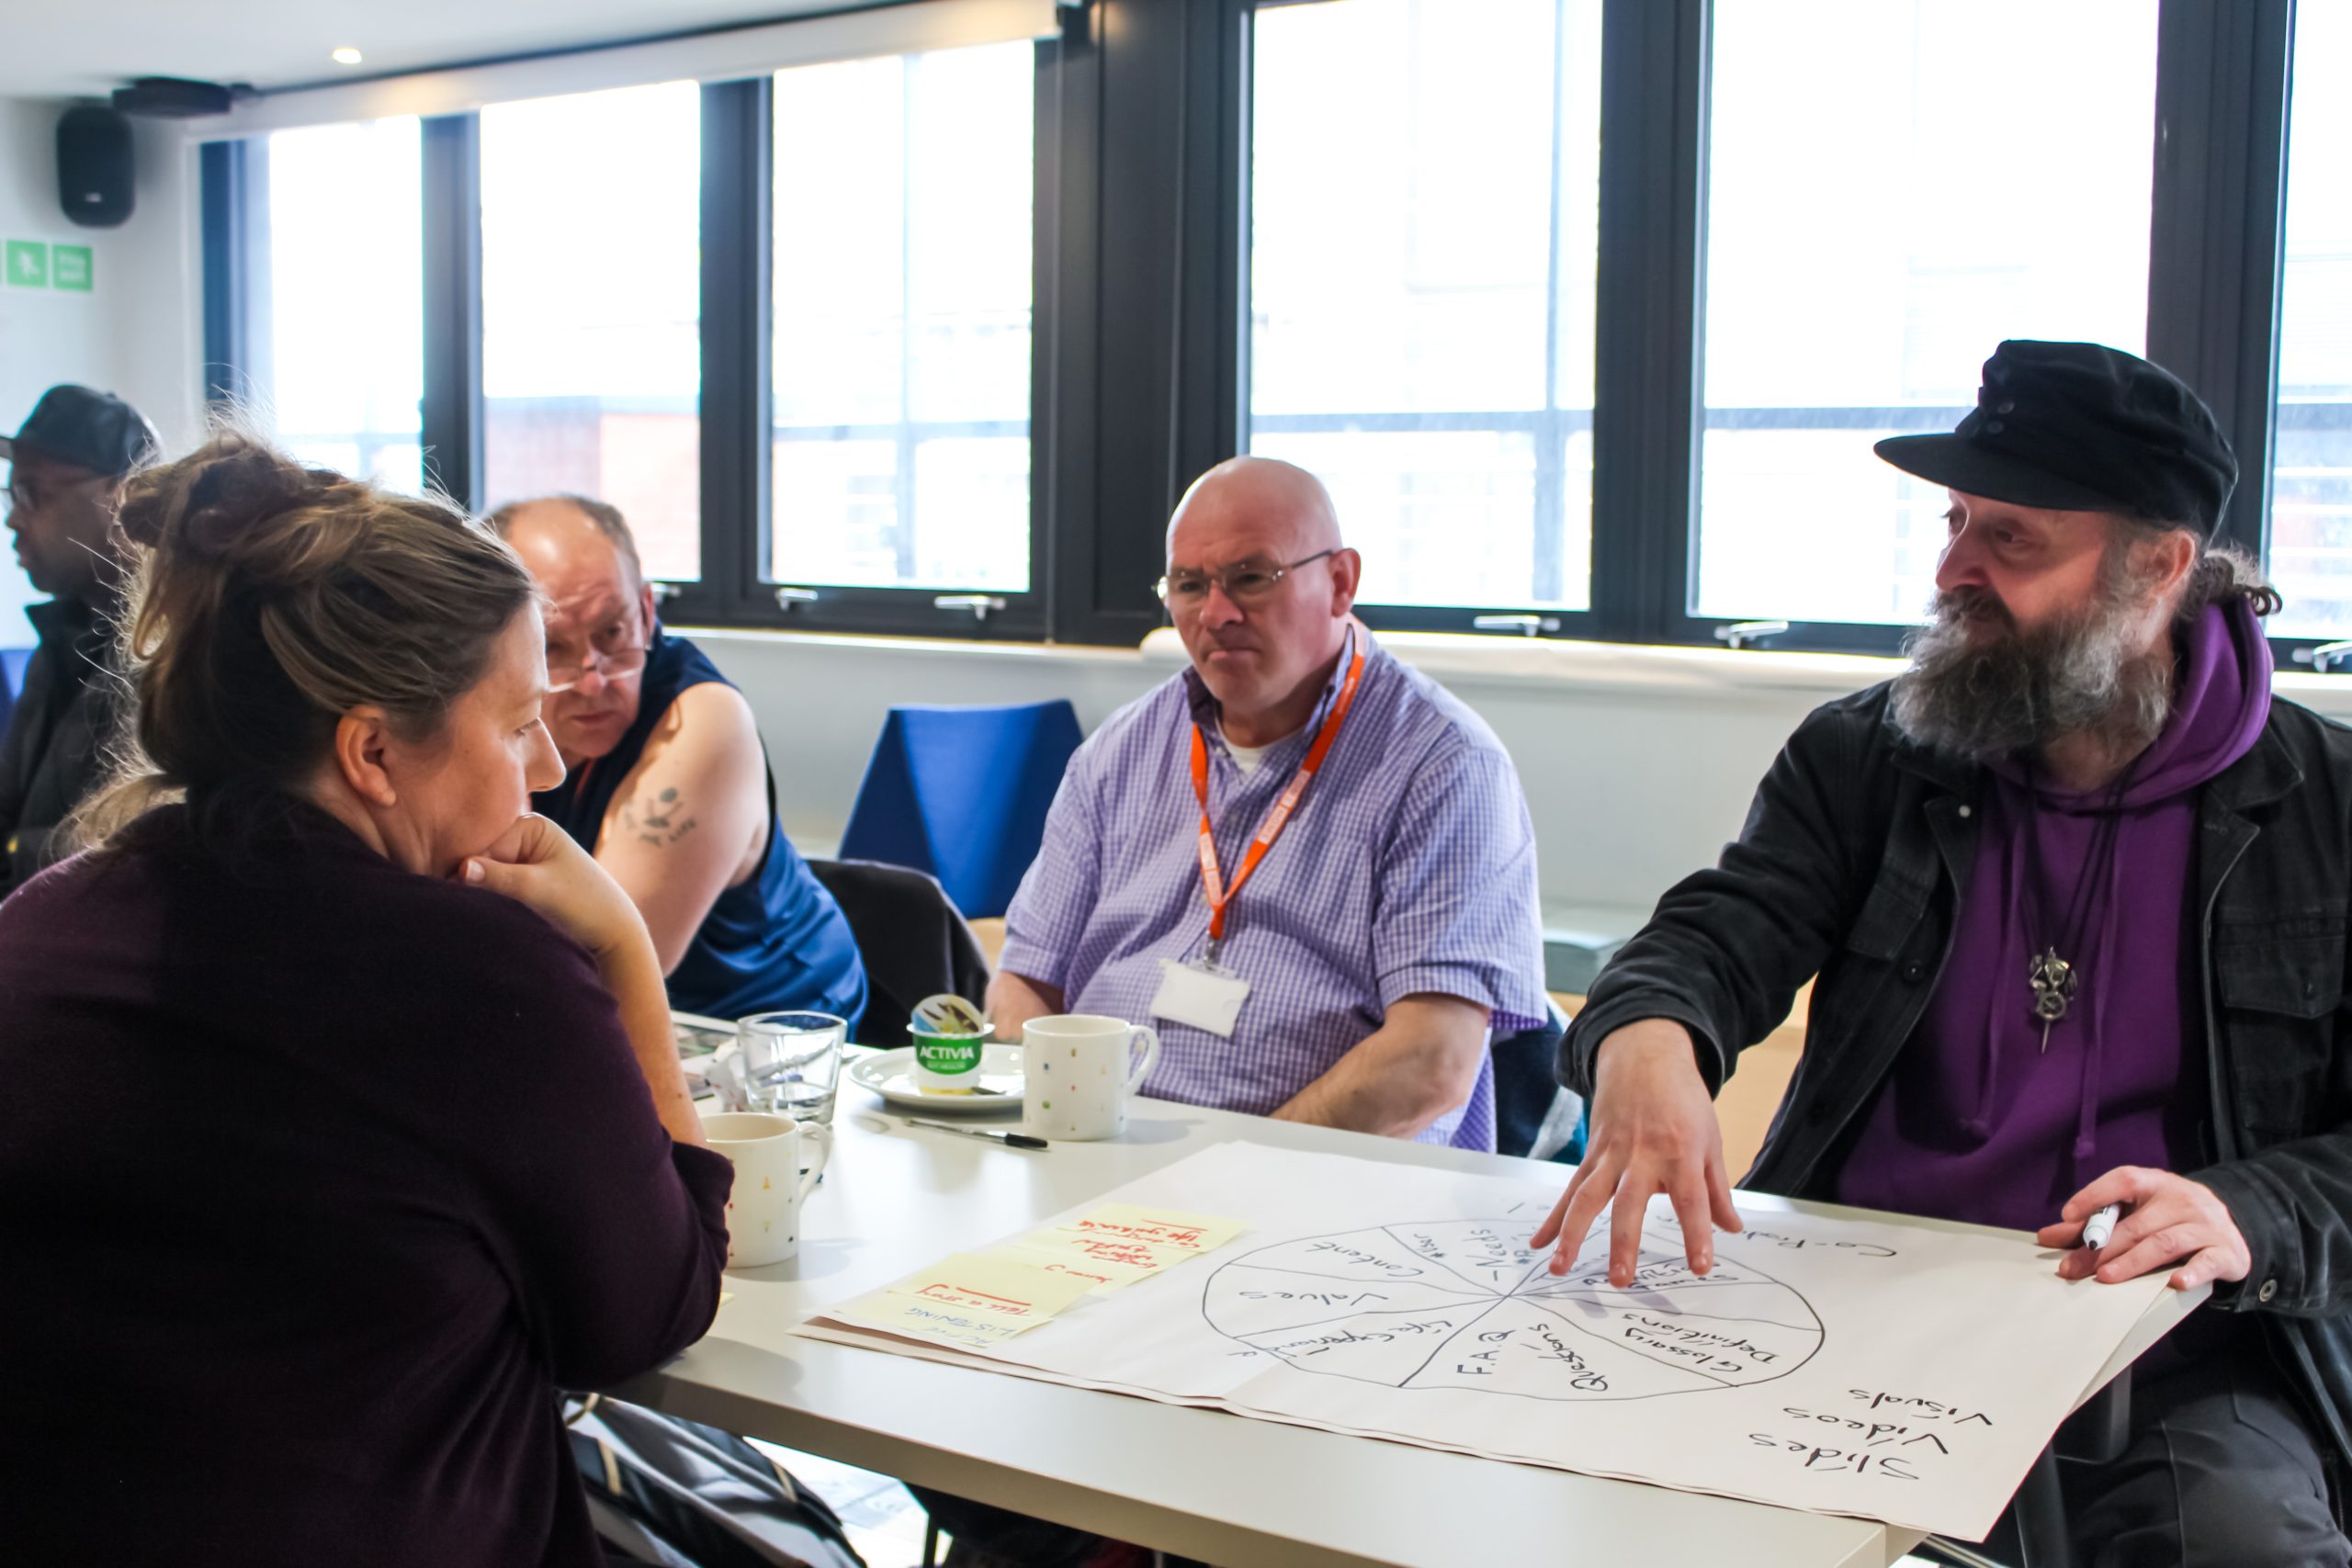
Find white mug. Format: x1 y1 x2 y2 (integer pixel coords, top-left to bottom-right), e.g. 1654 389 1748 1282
1022 1014 1160 1141
701 1111 832 1269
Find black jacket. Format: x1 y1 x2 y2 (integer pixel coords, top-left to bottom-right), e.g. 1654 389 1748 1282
1562 681 2352 1466
0 595 117 898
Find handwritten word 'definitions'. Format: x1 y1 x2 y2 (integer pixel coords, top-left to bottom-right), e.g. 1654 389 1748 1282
1620 1314 1780 1375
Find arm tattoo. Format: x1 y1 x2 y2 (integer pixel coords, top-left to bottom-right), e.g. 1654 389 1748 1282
622 785 699 848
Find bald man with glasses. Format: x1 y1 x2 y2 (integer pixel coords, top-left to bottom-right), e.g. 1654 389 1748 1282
990 457 1548 1149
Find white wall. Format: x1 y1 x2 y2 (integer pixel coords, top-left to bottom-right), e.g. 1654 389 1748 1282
690 626 2352 923
694 629 1881 920
0 96 203 646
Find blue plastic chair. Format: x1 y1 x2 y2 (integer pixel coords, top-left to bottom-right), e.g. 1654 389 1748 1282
838 700 1086 920
0 647 33 750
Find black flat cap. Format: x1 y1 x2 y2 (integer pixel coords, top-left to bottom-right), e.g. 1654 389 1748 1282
1874 341 2236 536
0 384 159 479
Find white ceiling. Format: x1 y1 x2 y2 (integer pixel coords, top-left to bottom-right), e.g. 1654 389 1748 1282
0 0 861 100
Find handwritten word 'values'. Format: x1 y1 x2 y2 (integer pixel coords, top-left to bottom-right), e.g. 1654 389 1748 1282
1238 1289 1394 1309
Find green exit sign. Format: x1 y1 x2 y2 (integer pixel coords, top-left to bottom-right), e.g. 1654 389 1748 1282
6 241 47 288
1 243 92 292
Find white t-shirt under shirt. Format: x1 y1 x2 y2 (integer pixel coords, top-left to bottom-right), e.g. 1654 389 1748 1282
1222 718 1304 777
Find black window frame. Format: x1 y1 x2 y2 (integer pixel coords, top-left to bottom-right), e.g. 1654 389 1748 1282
195 0 2331 660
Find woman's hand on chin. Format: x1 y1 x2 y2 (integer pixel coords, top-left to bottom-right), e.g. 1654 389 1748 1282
458 813 650 964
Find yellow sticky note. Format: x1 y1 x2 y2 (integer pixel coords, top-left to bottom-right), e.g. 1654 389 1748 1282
1057 1205 1246 1254
998 1242 1165 1293
893 1250 1098 1323
830 1290 1031 1350
1017 1227 1193 1275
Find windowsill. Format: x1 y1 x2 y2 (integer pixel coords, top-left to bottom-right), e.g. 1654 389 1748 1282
684 625 1159 668
676 621 2352 717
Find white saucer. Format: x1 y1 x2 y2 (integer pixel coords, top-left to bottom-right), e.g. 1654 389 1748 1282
847 1044 1026 1111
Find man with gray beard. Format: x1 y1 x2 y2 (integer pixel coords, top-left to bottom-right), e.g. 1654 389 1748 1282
1536 341 2352 1565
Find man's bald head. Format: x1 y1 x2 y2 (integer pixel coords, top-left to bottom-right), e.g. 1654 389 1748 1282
487 495 656 765
490 494 644 592
1160 457 1361 747
1166 456 1342 561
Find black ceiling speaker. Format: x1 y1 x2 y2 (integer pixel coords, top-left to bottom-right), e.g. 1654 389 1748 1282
112 77 235 118
56 106 133 229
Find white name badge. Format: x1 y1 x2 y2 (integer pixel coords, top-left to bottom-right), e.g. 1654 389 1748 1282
1149 958 1250 1038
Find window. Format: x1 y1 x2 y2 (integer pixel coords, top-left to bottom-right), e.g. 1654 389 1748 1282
769 41 1035 594
1692 0 2159 627
1247 0 1602 615
2267 2 2352 640
480 82 703 581
253 118 424 491
198 4 2318 653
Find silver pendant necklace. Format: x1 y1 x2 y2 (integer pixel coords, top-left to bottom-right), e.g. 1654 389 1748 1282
2019 758 2136 1053
2027 947 2075 1053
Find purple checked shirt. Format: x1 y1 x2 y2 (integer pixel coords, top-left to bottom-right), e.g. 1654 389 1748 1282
999 629 1548 1150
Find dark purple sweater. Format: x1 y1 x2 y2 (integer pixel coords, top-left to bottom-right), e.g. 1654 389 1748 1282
1835 601 2274 1230
0 797 733 1566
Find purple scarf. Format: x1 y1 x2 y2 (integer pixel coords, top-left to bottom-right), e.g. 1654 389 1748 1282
1833 600 2273 1232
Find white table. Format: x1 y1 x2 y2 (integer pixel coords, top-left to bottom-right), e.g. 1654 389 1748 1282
616 1097 2196 1568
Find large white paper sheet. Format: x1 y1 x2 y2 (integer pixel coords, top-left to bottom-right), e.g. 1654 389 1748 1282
800 1140 2174 1540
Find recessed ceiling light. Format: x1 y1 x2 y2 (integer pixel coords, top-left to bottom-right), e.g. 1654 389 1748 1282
331 47 364 66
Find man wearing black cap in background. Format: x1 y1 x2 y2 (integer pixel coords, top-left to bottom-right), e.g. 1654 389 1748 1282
0 385 158 897
1536 341 2352 1563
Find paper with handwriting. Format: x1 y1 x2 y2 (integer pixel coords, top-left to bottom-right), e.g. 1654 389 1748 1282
818 1207 1243 1351
800 1140 2178 1540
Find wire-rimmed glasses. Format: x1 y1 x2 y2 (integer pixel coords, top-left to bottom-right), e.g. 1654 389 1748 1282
1154 547 1338 608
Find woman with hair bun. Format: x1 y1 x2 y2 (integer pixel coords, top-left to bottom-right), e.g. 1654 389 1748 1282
0 433 731 1565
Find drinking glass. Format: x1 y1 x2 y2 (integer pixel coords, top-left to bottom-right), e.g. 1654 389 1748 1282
737 1011 846 1125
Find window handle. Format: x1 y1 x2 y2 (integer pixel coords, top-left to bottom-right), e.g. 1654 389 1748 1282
2295 639 2352 674
648 581 683 603
934 594 1008 623
775 587 820 612
1714 619 1789 650
1471 614 1561 637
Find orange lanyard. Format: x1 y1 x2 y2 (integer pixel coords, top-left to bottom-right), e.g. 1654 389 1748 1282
1189 624 1368 958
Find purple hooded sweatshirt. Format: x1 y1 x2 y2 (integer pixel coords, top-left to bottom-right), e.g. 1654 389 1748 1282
1834 599 2274 1234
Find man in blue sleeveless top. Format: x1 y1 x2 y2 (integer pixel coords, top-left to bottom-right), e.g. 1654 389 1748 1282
491 496 865 1030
